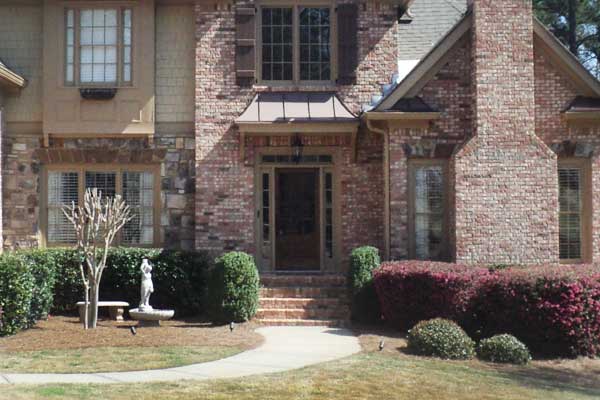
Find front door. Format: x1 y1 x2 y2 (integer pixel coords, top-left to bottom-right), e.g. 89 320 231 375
256 155 336 273
275 169 320 271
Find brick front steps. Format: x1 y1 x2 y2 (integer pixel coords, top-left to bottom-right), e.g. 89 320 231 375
257 274 350 327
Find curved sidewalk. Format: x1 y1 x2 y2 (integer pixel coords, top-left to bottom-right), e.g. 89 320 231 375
0 326 360 385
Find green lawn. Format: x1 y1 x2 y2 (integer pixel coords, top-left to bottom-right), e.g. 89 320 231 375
0 346 243 373
2 352 599 400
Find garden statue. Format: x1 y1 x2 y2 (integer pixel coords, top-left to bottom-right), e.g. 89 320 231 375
129 258 174 327
139 258 154 310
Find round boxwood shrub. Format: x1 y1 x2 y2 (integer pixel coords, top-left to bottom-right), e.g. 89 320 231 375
407 318 476 360
208 252 259 324
477 334 532 365
349 246 381 323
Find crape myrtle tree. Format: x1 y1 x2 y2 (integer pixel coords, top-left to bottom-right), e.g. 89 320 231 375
534 0 600 77
63 188 132 329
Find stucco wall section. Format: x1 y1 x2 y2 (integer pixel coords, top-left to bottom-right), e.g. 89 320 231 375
0 3 43 122
156 5 196 123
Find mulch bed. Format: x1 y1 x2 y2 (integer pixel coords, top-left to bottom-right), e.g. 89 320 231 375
0 315 264 353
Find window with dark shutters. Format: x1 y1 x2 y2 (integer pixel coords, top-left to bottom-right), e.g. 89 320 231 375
235 7 256 86
336 3 358 85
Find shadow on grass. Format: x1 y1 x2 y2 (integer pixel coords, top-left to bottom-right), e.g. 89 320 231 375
491 363 600 398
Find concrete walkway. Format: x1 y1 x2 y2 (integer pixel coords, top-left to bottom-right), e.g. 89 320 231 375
0 326 360 385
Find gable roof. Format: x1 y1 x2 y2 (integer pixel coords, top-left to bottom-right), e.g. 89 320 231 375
0 59 26 90
375 12 600 112
398 0 467 62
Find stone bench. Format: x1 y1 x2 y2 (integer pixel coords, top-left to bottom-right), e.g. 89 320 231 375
76 301 129 322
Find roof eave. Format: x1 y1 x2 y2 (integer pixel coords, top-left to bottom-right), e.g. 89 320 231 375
375 12 472 111
0 64 26 90
533 19 600 98
236 121 360 134
364 111 441 121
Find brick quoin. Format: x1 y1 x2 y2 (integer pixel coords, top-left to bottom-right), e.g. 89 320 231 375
453 0 559 264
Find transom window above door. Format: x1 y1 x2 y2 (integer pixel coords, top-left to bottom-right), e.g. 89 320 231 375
260 5 332 82
65 8 133 86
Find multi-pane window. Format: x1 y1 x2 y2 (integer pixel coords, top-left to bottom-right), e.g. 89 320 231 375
46 168 155 246
65 8 133 86
260 5 332 82
559 166 583 261
261 8 293 81
299 8 331 80
410 162 446 260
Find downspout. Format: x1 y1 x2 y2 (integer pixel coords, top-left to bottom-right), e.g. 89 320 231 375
365 116 391 261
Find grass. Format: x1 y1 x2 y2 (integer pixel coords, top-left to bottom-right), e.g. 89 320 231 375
2 351 600 399
0 346 243 373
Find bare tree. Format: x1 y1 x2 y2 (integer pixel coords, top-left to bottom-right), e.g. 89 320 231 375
63 188 132 329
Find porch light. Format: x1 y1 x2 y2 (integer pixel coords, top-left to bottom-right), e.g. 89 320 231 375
291 134 304 163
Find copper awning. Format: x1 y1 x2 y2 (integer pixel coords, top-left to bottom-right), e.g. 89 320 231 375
235 92 360 161
236 92 358 129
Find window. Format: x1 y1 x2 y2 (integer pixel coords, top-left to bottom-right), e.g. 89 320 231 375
260 4 332 82
45 167 157 246
65 8 133 86
409 161 447 260
558 160 589 262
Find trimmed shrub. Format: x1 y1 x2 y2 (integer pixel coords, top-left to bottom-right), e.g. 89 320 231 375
19 249 58 324
0 254 35 336
373 261 600 358
373 261 490 331
407 318 475 360
473 266 600 357
349 246 381 323
100 248 212 316
208 252 259 324
477 334 531 365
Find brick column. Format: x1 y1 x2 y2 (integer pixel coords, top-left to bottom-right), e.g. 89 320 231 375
452 0 559 264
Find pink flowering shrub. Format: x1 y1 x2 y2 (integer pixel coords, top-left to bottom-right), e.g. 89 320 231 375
373 261 600 357
372 261 490 331
474 265 600 357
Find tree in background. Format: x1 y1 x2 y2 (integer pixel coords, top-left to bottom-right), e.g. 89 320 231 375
63 189 132 329
534 0 600 77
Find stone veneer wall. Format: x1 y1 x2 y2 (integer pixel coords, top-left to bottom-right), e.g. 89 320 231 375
194 1 394 267
2 132 195 250
453 0 558 265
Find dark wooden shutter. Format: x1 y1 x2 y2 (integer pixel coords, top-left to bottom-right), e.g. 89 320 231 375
235 7 256 86
337 4 358 85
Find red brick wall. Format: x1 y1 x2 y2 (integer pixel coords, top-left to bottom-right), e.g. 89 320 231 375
194 1 393 268
453 0 559 264
388 39 471 259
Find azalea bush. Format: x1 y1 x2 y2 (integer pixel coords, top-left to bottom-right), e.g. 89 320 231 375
374 261 600 357
373 261 489 331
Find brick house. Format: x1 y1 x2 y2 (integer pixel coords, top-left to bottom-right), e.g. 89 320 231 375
1 0 600 323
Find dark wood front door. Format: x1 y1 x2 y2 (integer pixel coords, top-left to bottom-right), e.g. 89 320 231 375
275 168 320 271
